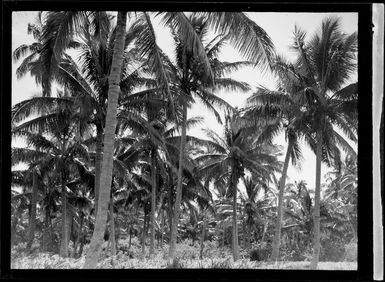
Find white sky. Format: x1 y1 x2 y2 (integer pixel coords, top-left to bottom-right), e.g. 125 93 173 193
11 11 358 192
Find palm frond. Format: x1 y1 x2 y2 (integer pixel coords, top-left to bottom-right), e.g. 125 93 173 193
134 12 175 106
13 43 41 63
11 147 47 167
213 78 251 92
12 96 73 124
199 12 274 72
159 12 214 85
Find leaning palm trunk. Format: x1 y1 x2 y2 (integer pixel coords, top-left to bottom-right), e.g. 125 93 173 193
26 171 38 250
231 174 240 261
150 150 157 255
83 11 127 269
60 176 69 257
94 129 103 218
271 141 293 262
168 103 187 262
310 129 323 269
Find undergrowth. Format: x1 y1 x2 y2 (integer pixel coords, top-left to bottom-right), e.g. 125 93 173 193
11 238 357 269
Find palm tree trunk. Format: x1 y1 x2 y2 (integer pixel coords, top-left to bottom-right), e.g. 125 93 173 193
73 213 84 258
271 140 293 262
310 129 323 269
167 180 173 243
41 208 50 252
150 150 157 255
49 212 54 252
168 102 187 262
11 207 23 247
109 195 116 267
128 226 132 250
26 171 38 250
83 11 127 269
60 176 69 257
199 211 207 259
142 213 147 256
261 221 268 244
231 174 239 261
160 209 164 248
344 209 357 242
94 128 103 219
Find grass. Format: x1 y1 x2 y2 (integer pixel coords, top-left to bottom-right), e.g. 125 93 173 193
10 238 357 270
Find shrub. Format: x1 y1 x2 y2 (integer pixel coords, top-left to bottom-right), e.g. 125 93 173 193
320 241 345 262
209 258 232 268
249 247 270 261
344 241 357 262
166 257 184 268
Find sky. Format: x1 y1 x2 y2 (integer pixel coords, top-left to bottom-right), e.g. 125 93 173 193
11 11 358 193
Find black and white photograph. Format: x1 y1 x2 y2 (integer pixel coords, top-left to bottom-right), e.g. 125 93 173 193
3 4 378 274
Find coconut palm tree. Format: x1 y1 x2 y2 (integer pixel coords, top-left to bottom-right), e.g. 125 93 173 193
79 11 139 268
240 175 277 252
244 56 311 261
197 111 281 260
283 18 357 269
163 14 262 262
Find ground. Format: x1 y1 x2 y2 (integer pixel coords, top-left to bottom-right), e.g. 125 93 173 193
11 238 357 270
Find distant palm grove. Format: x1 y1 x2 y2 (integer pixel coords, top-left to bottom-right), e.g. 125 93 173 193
11 11 358 270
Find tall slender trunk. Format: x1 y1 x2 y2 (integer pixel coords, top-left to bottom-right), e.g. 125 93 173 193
83 11 127 269
344 209 357 242
168 103 187 262
349 219 357 242
199 211 207 259
261 221 268 244
78 239 85 257
160 209 164 248
167 175 173 243
128 226 132 250
49 212 54 252
27 171 38 250
94 129 103 219
150 150 157 255
73 213 84 258
109 195 116 267
241 221 246 249
41 208 49 252
247 224 252 250
11 207 23 247
60 175 69 257
231 173 239 261
222 224 226 247
142 212 147 256
271 141 293 262
310 129 323 269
